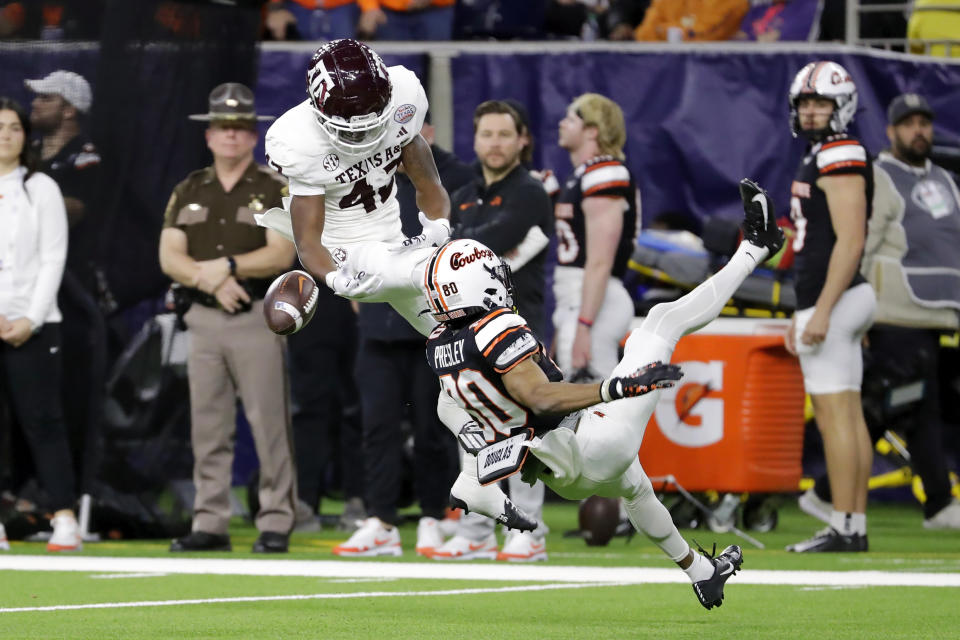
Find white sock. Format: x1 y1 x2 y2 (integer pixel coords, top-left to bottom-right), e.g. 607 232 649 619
830 510 854 535
624 484 689 561
850 513 867 535
742 240 771 265
682 548 715 583
641 241 767 345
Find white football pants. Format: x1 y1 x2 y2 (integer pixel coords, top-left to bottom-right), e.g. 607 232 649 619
328 239 438 336
553 266 634 380
530 242 767 560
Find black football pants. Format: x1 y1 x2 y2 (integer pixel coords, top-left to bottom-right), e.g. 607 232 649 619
354 338 459 524
813 325 953 518
0 323 76 511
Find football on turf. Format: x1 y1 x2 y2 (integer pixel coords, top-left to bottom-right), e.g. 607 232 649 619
263 270 319 335
578 495 621 546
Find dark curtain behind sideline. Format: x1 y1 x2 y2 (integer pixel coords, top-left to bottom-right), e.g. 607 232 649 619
92 0 263 309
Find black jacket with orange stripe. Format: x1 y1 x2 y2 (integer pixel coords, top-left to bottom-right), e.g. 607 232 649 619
450 165 553 337
426 307 565 444
790 133 874 309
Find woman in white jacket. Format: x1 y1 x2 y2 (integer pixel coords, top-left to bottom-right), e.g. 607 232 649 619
0 97 80 551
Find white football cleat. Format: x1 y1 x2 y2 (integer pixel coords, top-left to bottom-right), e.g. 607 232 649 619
496 530 547 562
924 499 960 530
797 488 831 525
47 512 82 552
430 534 498 561
0 523 9 551
332 517 402 557
437 513 461 538
449 471 537 532
415 517 446 557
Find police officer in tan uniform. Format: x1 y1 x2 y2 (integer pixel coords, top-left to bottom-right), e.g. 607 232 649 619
159 83 297 553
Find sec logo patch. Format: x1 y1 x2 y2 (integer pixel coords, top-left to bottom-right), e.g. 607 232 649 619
394 103 416 124
322 153 340 172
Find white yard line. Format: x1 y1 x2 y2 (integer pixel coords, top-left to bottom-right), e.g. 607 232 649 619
0 582 621 614
1 555 960 588
89 573 169 579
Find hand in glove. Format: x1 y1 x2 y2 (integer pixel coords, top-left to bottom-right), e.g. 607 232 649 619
389 211 451 253
324 267 383 300
599 361 683 403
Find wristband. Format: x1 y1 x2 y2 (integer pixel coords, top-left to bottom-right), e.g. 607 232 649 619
578 316 594 328
324 271 338 290
227 256 237 276
599 378 613 403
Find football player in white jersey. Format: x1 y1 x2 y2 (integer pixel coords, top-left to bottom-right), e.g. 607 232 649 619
257 39 450 336
424 179 785 609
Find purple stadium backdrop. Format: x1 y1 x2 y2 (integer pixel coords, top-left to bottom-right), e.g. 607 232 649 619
448 51 960 226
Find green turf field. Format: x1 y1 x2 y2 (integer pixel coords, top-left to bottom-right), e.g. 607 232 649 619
1 500 958 639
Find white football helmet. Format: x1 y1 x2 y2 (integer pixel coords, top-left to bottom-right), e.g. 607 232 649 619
789 61 858 138
423 239 515 323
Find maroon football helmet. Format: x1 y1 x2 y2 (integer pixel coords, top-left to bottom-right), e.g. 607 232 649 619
306 39 394 155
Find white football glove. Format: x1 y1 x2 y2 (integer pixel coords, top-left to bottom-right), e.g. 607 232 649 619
324 267 383 300
389 212 451 253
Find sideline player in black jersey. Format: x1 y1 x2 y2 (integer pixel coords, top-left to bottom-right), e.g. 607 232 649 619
783 61 876 553
554 93 638 381
423 178 784 610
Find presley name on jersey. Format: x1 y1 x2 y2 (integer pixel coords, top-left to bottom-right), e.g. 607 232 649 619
790 133 874 309
554 155 638 278
263 65 429 248
427 307 565 445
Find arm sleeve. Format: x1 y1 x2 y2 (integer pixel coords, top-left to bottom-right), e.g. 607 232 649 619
862 164 901 277
26 176 67 328
265 131 327 196
816 140 869 178
436 387 476 439
397 69 430 148
473 311 540 373
453 183 551 256
580 161 632 199
162 186 182 229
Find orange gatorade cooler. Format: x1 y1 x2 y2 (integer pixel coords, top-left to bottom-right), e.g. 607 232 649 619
637 318 806 492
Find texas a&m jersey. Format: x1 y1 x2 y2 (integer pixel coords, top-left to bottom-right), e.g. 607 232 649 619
264 65 428 247
427 307 564 445
554 156 638 278
790 133 874 309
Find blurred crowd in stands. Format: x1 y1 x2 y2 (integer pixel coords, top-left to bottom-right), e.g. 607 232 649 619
2 0 956 55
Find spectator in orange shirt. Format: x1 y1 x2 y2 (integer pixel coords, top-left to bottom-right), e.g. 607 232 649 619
635 0 748 42
357 0 454 41
265 0 359 41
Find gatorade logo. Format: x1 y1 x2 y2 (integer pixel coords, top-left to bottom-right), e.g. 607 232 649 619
653 360 724 447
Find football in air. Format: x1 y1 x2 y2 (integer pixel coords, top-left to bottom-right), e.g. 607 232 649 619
263 270 318 335
578 495 621 547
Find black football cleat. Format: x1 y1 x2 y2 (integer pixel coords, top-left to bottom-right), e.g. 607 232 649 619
252 531 290 553
169 531 231 552
786 527 868 553
739 178 784 256
692 542 743 610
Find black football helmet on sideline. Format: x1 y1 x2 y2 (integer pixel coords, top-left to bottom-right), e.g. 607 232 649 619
306 39 394 155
